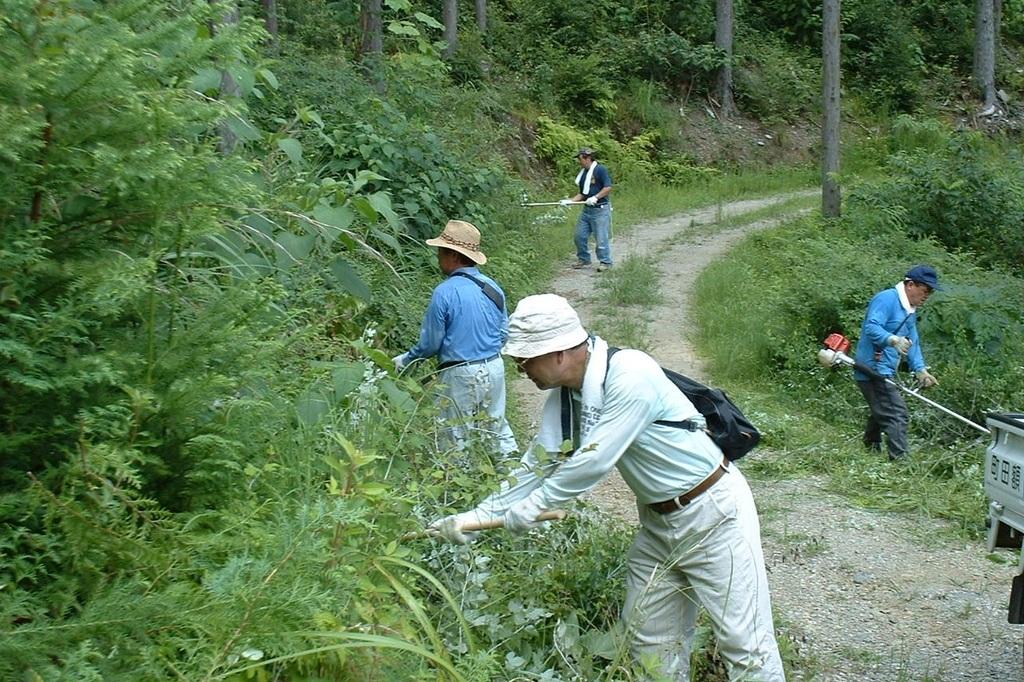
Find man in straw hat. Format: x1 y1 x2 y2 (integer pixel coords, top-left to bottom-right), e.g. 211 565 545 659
429 294 784 681
392 220 517 456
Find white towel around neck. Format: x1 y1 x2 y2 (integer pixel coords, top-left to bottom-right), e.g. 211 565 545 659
534 336 609 453
895 280 916 314
574 161 598 196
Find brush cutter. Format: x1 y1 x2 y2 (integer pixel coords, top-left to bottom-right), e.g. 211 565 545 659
401 509 567 541
816 333 989 435
519 200 585 207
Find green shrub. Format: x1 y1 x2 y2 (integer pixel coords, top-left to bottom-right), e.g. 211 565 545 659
655 158 722 187
908 0 974 68
695 212 1024 443
425 506 633 680
852 132 1024 275
843 0 926 110
258 51 509 240
746 0 822 46
888 115 952 154
1006 0 1024 42
534 115 710 189
734 32 820 124
615 79 675 137
551 54 618 126
614 28 723 91
448 29 488 85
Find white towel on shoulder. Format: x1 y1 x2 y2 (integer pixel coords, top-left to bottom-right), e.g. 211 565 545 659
574 162 598 196
533 337 608 452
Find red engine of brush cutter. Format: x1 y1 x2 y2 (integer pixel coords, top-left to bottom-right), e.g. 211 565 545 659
823 333 851 354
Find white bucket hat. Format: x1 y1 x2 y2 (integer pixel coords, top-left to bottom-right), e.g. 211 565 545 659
425 219 487 264
502 294 589 358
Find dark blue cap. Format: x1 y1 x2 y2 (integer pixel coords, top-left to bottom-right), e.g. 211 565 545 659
905 264 942 291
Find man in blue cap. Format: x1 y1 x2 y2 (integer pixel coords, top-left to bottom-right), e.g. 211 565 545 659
853 265 942 461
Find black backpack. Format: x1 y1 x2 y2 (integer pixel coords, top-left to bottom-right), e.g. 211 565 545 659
604 346 760 461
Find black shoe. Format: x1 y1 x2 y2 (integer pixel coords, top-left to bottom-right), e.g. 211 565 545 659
864 441 882 452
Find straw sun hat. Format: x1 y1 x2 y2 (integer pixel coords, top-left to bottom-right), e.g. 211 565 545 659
425 220 487 264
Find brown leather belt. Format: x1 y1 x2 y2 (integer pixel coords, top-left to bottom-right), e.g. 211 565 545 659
649 459 729 514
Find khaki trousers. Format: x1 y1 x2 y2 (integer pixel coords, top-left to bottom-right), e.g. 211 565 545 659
622 467 785 681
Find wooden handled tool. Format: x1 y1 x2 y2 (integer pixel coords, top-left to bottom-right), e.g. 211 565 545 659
401 510 567 541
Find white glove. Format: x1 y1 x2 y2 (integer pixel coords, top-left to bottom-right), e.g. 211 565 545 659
427 511 488 544
585 196 598 206
558 198 572 207
502 495 547 534
915 369 938 388
887 335 912 354
392 352 409 372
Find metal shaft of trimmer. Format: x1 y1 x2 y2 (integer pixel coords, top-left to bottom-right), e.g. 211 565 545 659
817 348 990 435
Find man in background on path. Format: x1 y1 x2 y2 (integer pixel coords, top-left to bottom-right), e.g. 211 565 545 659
853 264 941 462
430 294 785 681
560 148 613 272
392 220 518 456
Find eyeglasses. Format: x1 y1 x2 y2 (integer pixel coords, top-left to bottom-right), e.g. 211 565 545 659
513 354 554 372
512 356 533 372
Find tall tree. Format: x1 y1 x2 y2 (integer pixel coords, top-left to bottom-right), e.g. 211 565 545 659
443 0 458 59
262 0 278 44
211 1 242 155
995 0 1003 55
974 0 997 108
822 0 841 218
715 0 736 117
360 0 383 58
475 0 487 33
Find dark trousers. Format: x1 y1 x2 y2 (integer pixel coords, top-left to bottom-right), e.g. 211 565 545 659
856 378 909 459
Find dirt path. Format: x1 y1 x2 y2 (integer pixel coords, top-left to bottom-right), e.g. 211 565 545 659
512 193 1023 681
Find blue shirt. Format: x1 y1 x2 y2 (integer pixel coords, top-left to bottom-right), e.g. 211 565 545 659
853 285 926 379
576 163 612 206
406 267 509 365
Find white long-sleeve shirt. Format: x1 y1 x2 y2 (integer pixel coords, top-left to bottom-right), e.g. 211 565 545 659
477 337 723 517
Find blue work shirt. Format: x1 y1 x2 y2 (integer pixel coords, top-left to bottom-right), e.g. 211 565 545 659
406 267 509 365
853 284 926 380
575 163 612 206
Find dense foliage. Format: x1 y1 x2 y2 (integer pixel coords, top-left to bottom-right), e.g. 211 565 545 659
3 0 1024 679
692 122 1024 532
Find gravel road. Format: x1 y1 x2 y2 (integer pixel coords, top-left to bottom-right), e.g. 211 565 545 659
510 193 1023 681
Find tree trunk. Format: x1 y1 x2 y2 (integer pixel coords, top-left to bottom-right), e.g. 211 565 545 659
995 0 1003 55
821 0 841 218
262 0 278 45
974 0 997 108
475 0 487 34
211 1 241 155
360 0 383 58
715 0 736 118
443 0 458 59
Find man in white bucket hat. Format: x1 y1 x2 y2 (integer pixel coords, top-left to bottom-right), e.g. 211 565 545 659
430 294 784 681
392 220 517 456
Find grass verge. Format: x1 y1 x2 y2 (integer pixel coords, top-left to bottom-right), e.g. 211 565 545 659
690 219 990 539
